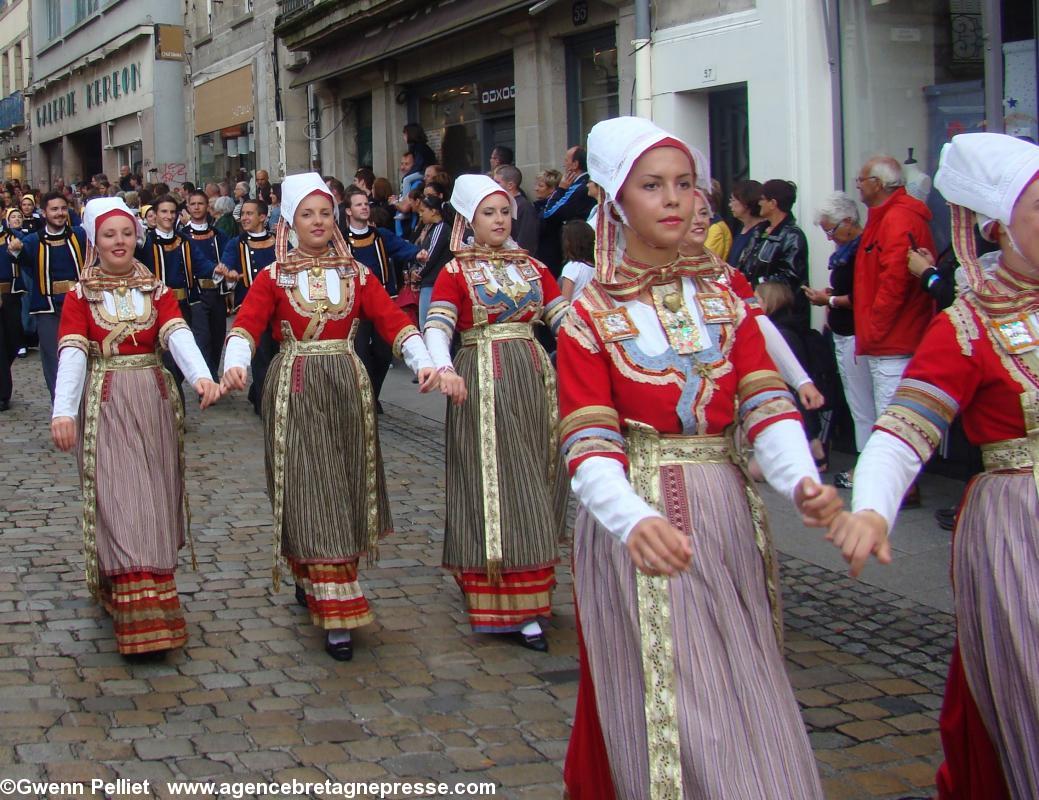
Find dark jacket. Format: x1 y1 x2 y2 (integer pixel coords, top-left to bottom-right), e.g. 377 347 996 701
853 188 935 356
743 215 810 329
417 220 452 289
512 192 539 254
826 236 859 337
537 173 596 274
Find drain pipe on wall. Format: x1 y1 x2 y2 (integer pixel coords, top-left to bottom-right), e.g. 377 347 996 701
633 0 652 119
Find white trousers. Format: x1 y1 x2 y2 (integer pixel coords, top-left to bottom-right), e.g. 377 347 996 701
866 353 912 427
833 334 875 452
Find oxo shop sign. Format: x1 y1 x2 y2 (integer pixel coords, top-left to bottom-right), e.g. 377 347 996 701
477 82 516 112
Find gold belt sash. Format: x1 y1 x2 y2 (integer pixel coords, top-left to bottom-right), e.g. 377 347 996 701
80 351 196 600
0 281 11 294
982 391 1039 495
268 324 372 590
197 279 218 290
51 280 77 295
624 421 782 800
458 321 556 580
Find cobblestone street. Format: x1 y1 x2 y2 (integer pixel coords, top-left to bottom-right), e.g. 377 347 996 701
0 352 954 800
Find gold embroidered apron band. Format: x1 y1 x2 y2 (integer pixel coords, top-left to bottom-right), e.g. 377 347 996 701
981 439 1035 472
0 282 11 294
623 421 781 800
86 351 161 369
171 288 188 301
459 320 552 583
982 391 1039 494
197 279 219 290
459 322 534 347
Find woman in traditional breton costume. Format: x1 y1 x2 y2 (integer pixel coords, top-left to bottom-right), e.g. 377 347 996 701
829 133 1039 800
50 197 222 658
557 117 842 800
423 175 569 652
679 188 827 414
220 173 438 661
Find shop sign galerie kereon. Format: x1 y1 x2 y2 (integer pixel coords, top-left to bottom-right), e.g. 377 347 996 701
36 62 143 129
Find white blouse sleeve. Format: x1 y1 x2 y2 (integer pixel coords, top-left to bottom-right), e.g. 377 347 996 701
757 316 812 388
168 327 212 386
401 334 435 374
222 333 253 373
753 418 820 500
851 430 922 534
571 456 663 542
52 348 88 419
423 328 454 370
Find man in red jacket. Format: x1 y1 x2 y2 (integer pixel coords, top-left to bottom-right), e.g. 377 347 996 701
853 155 935 506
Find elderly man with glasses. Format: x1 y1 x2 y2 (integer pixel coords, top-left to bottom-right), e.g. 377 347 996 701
851 155 935 507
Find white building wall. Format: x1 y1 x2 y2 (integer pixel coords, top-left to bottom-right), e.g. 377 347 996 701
651 0 837 295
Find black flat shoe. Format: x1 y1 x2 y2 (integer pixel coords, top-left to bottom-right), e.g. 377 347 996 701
294 584 308 608
0 399 9 412
325 635 353 661
511 631 548 652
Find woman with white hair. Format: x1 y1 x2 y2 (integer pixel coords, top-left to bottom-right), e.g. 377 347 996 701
423 174 569 652
211 195 237 239
805 191 872 487
220 173 439 661
829 133 1039 799
50 197 222 657
557 116 841 799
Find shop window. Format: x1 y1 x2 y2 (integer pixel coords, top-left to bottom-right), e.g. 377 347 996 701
413 60 514 178
565 29 619 148
355 95 373 170
840 0 1036 250
196 121 256 186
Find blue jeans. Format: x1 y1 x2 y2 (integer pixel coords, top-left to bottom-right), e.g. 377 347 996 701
419 286 434 330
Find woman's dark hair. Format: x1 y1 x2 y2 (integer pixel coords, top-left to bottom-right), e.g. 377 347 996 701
354 167 375 187
403 123 427 145
369 205 393 229
760 179 797 213
492 145 514 165
561 219 595 265
420 195 444 214
730 180 763 213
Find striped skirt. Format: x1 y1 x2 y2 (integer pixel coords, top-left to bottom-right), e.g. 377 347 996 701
289 558 373 630
453 567 556 634
100 572 187 654
945 471 1039 800
443 336 567 630
569 462 823 800
261 349 392 561
78 364 187 654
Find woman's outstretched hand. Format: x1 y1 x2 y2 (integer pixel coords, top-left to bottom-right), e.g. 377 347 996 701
826 510 892 577
439 370 467 405
626 516 692 577
220 367 247 393
417 367 439 393
794 476 843 527
51 416 77 451
195 378 223 409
